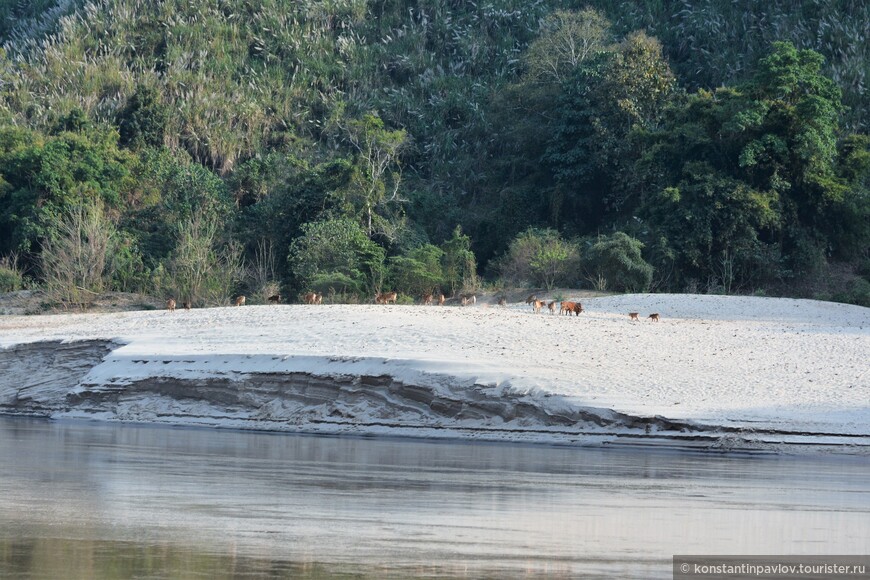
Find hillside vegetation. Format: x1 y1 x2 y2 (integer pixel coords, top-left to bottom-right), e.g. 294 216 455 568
0 0 867 307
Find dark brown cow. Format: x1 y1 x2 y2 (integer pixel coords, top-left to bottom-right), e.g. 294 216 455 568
648 313 660 322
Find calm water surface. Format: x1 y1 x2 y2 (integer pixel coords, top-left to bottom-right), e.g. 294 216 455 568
1 417 868 579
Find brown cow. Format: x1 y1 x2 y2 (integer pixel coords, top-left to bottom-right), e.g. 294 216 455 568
182 301 191 311
460 294 476 306
234 295 246 306
314 293 322 305
648 313 660 322
438 294 446 306
375 292 398 304
422 293 433 305
303 292 317 305
497 297 506 307
629 312 639 321
548 301 557 314
268 293 281 304
166 298 176 312
532 299 545 314
560 301 583 316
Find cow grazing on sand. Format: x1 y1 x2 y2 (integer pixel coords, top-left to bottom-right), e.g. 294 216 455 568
648 313 660 322
438 294 446 306
629 312 639 321
234 295 246 306
560 301 583 316
166 298 176 312
268 293 281 304
375 292 398 304
548 301 557 314
422 293 433 305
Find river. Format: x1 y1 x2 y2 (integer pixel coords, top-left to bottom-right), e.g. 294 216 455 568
1 417 868 579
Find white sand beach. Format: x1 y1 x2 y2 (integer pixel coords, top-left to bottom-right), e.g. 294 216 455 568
1 294 867 451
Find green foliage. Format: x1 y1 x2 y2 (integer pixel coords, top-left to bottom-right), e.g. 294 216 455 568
0 254 26 292
389 244 444 297
440 226 478 295
581 232 653 293
166 209 244 306
288 217 386 297
831 277 870 308
0 2 865 304
496 228 579 290
118 83 169 150
0 124 135 259
333 109 408 241
40 198 117 306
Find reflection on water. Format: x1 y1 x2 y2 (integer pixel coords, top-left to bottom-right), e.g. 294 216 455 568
1 417 868 579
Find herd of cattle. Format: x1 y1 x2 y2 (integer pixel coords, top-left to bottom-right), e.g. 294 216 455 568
166 292 659 320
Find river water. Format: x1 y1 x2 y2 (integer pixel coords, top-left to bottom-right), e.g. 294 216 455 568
1 417 868 579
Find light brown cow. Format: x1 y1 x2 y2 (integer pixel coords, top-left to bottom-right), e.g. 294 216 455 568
560 301 583 316
422 293 433 305
268 293 281 304
375 292 398 304
460 294 476 306
532 299 545 314
166 298 176 312
648 313 660 322
303 292 317 305
438 294 446 306
548 301 557 314
234 295 246 306
314 293 322 305
629 312 639 321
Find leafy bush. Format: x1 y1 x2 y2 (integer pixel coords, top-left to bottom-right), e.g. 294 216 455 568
582 232 653 292
389 244 444 297
496 228 579 290
40 199 117 306
288 218 386 299
0 254 26 292
831 277 870 308
440 226 479 295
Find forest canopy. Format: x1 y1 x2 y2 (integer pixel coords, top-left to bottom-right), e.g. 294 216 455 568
0 0 867 306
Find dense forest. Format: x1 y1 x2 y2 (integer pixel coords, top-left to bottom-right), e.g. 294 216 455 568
0 0 867 306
